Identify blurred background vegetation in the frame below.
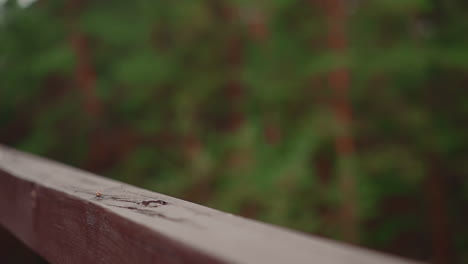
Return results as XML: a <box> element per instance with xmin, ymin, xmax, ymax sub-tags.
<box><xmin>1</xmin><ymin>0</ymin><xmax>467</xmax><ymax>263</ymax></box>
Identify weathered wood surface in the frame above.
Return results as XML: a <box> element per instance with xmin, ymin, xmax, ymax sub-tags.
<box><xmin>0</xmin><ymin>145</ymin><xmax>423</xmax><ymax>264</ymax></box>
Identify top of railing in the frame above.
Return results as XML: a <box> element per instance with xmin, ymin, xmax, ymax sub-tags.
<box><xmin>0</xmin><ymin>145</ymin><xmax>424</xmax><ymax>264</ymax></box>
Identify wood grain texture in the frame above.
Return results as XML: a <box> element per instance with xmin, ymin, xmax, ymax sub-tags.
<box><xmin>0</xmin><ymin>145</ymin><xmax>424</xmax><ymax>264</ymax></box>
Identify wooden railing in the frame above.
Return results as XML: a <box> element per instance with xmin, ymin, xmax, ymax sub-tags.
<box><xmin>0</xmin><ymin>145</ymin><xmax>424</xmax><ymax>264</ymax></box>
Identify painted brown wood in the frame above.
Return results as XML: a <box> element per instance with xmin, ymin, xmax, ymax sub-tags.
<box><xmin>0</xmin><ymin>225</ymin><xmax>48</xmax><ymax>263</ymax></box>
<box><xmin>0</xmin><ymin>145</ymin><xmax>423</xmax><ymax>264</ymax></box>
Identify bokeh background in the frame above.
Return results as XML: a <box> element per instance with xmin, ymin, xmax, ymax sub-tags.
<box><xmin>1</xmin><ymin>0</ymin><xmax>467</xmax><ymax>263</ymax></box>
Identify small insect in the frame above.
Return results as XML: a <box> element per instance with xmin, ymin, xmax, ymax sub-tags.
<box><xmin>93</xmin><ymin>185</ymin><xmax>124</xmax><ymax>199</ymax></box>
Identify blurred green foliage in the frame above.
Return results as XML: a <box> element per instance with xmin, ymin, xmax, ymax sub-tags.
<box><xmin>1</xmin><ymin>0</ymin><xmax>468</xmax><ymax>262</ymax></box>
